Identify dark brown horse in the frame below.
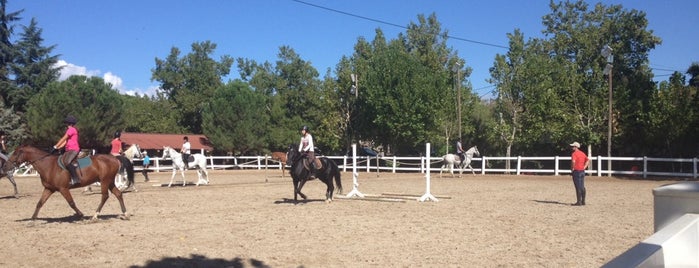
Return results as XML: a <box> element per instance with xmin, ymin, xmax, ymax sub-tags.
<box><xmin>6</xmin><ymin>144</ymin><xmax>130</xmax><ymax>221</ymax></box>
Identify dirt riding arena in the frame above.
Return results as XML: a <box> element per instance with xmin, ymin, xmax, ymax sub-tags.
<box><xmin>0</xmin><ymin>169</ymin><xmax>674</xmax><ymax>267</ymax></box>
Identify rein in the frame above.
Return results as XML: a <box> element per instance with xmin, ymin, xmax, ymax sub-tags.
<box><xmin>14</xmin><ymin>150</ymin><xmax>53</xmax><ymax>167</ymax></box>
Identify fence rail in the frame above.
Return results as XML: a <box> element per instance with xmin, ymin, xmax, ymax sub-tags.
<box><xmin>14</xmin><ymin>154</ymin><xmax>699</xmax><ymax>179</ymax></box>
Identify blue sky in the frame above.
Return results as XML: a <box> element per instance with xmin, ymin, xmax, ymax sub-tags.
<box><xmin>9</xmin><ymin>0</ymin><xmax>698</xmax><ymax>97</ymax></box>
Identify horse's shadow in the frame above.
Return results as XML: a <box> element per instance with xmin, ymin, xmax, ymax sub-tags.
<box><xmin>274</xmin><ymin>198</ymin><xmax>327</xmax><ymax>204</ymax></box>
<box><xmin>131</xmin><ymin>254</ymin><xmax>271</xmax><ymax>268</ymax></box>
<box><xmin>16</xmin><ymin>214</ymin><xmax>123</xmax><ymax>223</ymax></box>
<box><xmin>532</xmin><ymin>200</ymin><xmax>570</xmax><ymax>206</ymax></box>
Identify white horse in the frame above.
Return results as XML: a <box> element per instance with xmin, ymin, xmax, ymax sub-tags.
<box><xmin>85</xmin><ymin>144</ymin><xmax>142</xmax><ymax>192</ymax></box>
<box><xmin>116</xmin><ymin>144</ymin><xmax>142</xmax><ymax>191</ymax></box>
<box><xmin>440</xmin><ymin>146</ymin><xmax>480</xmax><ymax>177</ymax></box>
<box><xmin>162</xmin><ymin>146</ymin><xmax>209</xmax><ymax>187</ymax></box>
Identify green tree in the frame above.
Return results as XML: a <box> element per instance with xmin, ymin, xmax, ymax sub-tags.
<box><xmin>0</xmin><ymin>101</ymin><xmax>26</xmax><ymax>151</ymax></box>
<box><xmin>25</xmin><ymin>76</ymin><xmax>125</xmax><ymax>149</ymax></box>
<box><xmin>10</xmin><ymin>18</ymin><xmax>60</xmax><ymax>112</ymax></box>
<box><xmin>0</xmin><ymin>0</ymin><xmax>22</xmax><ymax>106</ymax></box>
<box><xmin>120</xmin><ymin>93</ymin><xmax>183</xmax><ymax>134</ymax></box>
<box><xmin>202</xmin><ymin>80</ymin><xmax>269</xmax><ymax>154</ymax></box>
<box><xmin>152</xmin><ymin>41</ymin><xmax>233</xmax><ymax>134</ymax></box>
<box><xmin>687</xmin><ymin>62</ymin><xmax>699</xmax><ymax>89</ymax></box>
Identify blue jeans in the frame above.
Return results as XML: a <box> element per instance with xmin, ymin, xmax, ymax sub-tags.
<box><xmin>572</xmin><ymin>170</ymin><xmax>586</xmax><ymax>203</ymax></box>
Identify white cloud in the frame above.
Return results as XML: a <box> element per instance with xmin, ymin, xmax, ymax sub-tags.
<box><xmin>53</xmin><ymin>60</ymin><xmax>154</xmax><ymax>96</ymax></box>
<box><xmin>103</xmin><ymin>72</ymin><xmax>124</xmax><ymax>90</ymax></box>
<box><xmin>54</xmin><ymin>60</ymin><xmax>100</xmax><ymax>81</ymax></box>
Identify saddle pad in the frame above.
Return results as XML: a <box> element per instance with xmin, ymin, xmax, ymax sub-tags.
<box><xmin>57</xmin><ymin>155</ymin><xmax>92</xmax><ymax>170</ymax></box>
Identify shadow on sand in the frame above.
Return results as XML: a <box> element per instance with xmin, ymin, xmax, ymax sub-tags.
<box><xmin>130</xmin><ymin>254</ymin><xmax>278</xmax><ymax>268</ymax></box>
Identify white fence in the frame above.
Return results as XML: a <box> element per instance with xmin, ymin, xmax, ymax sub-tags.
<box><xmin>126</xmin><ymin>154</ymin><xmax>698</xmax><ymax>179</ymax></box>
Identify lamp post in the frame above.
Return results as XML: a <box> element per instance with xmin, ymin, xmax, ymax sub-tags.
<box><xmin>601</xmin><ymin>45</ymin><xmax>613</xmax><ymax>177</ymax></box>
<box><xmin>453</xmin><ymin>63</ymin><xmax>461</xmax><ymax>140</ymax></box>
<box><xmin>351</xmin><ymin>73</ymin><xmax>358</xmax><ymax>98</ymax></box>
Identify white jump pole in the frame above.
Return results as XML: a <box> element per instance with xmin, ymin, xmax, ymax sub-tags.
<box><xmin>419</xmin><ymin>143</ymin><xmax>438</xmax><ymax>202</ymax></box>
<box><xmin>346</xmin><ymin>143</ymin><xmax>364</xmax><ymax>198</ymax></box>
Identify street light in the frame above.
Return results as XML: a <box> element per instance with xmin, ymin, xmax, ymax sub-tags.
<box><xmin>453</xmin><ymin>63</ymin><xmax>461</xmax><ymax>140</ymax></box>
<box><xmin>351</xmin><ymin>73</ymin><xmax>358</xmax><ymax>98</ymax></box>
<box><xmin>601</xmin><ymin>45</ymin><xmax>613</xmax><ymax>177</ymax></box>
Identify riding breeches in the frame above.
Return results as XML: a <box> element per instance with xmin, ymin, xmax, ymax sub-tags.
<box><xmin>62</xmin><ymin>150</ymin><xmax>78</xmax><ymax>166</ymax></box>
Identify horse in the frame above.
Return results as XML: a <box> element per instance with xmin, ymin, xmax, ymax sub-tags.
<box><xmin>116</xmin><ymin>144</ymin><xmax>141</xmax><ymax>190</ymax></box>
<box><xmin>161</xmin><ymin>146</ymin><xmax>209</xmax><ymax>187</ymax></box>
<box><xmin>270</xmin><ymin>151</ymin><xmax>288</xmax><ymax>177</ymax></box>
<box><xmin>0</xmin><ymin>156</ymin><xmax>18</xmax><ymax>197</ymax></box>
<box><xmin>84</xmin><ymin>143</ymin><xmax>139</xmax><ymax>193</ymax></box>
<box><xmin>440</xmin><ymin>146</ymin><xmax>480</xmax><ymax>177</ymax></box>
<box><xmin>6</xmin><ymin>144</ymin><xmax>130</xmax><ymax>220</ymax></box>
<box><xmin>286</xmin><ymin>145</ymin><xmax>342</xmax><ymax>203</ymax></box>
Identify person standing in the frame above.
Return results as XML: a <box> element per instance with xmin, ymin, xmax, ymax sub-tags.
<box><xmin>181</xmin><ymin>136</ymin><xmax>191</xmax><ymax>170</ymax></box>
<box><xmin>298</xmin><ymin>126</ymin><xmax>317</xmax><ymax>176</ymax></box>
<box><xmin>51</xmin><ymin>115</ymin><xmax>81</xmax><ymax>186</ymax></box>
<box><xmin>142</xmin><ymin>151</ymin><xmax>150</xmax><ymax>182</ymax></box>
<box><xmin>570</xmin><ymin>141</ymin><xmax>590</xmax><ymax>206</ymax></box>
<box><xmin>110</xmin><ymin>131</ymin><xmax>123</xmax><ymax>156</ymax></box>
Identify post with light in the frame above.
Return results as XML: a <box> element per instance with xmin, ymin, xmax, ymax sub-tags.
<box><xmin>351</xmin><ymin>73</ymin><xmax>358</xmax><ymax>98</ymax></box>
<box><xmin>601</xmin><ymin>45</ymin><xmax>613</xmax><ymax>177</ymax></box>
<box><xmin>453</xmin><ymin>63</ymin><xmax>462</xmax><ymax>140</ymax></box>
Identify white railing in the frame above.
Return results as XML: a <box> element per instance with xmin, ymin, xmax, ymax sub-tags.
<box><xmin>125</xmin><ymin>154</ymin><xmax>698</xmax><ymax>179</ymax></box>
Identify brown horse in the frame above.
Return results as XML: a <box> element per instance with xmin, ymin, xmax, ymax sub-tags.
<box><xmin>270</xmin><ymin>151</ymin><xmax>288</xmax><ymax>177</ymax></box>
<box><xmin>6</xmin><ymin>144</ymin><xmax>129</xmax><ymax>221</ymax></box>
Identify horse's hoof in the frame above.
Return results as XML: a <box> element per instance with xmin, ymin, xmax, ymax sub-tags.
<box><xmin>119</xmin><ymin>214</ymin><xmax>130</xmax><ymax>220</ymax></box>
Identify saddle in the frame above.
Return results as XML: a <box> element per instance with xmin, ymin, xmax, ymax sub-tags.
<box><xmin>57</xmin><ymin>154</ymin><xmax>92</xmax><ymax>170</ymax></box>
<box><xmin>302</xmin><ymin>157</ymin><xmax>323</xmax><ymax>172</ymax></box>
<box><xmin>185</xmin><ymin>155</ymin><xmax>194</xmax><ymax>163</ymax></box>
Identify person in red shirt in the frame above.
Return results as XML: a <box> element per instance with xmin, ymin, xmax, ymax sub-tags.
<box><xmin>570</xmin><ymin>142</ymin><xmax>590</xmax><ymax>206</ymax></box>
<box><xmin>110</xmin><ymin>131</ymin><xmax>123</xmax><ymax>156</ymax></box>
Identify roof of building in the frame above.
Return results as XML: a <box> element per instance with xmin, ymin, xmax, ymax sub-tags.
<box><xmin>120</xmin><ymin>132</ymin><xmax>213</xmax><ymax>151</ymax></box>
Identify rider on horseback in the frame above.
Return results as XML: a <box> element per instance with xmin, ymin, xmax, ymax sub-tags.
<box><xmin>298</xmin><ymin>126</ymin><xmax>317</xmax><ymax>178</ymax></box>
<box><xmin>456</xmin><ymin>140</ymin><xmax>465</xmax><ymax>163</ymax></box>
<box><xmin>51</xmin><ymin>115</ymin><xmax>81</xmax><ymax>186</ymax></box>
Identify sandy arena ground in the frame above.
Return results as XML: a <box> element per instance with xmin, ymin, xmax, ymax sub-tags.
<box><xmin>0</xmin><ymin>168</ymin><xmax>677</xmax><ymax>267</ymax></box>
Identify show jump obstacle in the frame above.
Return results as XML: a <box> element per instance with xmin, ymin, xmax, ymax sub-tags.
<box><xmin>337</xmin><ymin>143</ymin><xmax>446</xmax><ymax>203</ymax></box>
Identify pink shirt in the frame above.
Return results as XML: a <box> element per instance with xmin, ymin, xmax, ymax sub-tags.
<box><xmin>65</xmin><ymin>126</ymin><xmax>80</xmax><ymax>152</ymax></box>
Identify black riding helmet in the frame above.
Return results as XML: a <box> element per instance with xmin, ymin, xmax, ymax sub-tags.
<box><xmin>301</xmin><ymin>126</ymin><xmax>309</xmax><ymax>132</ymax></box>
<box><xmin>63</xmin><ymin>115</ymin><xmax>77</xmax><ymax>125</ymax></box>
<box><xmin>114</xmin><ymin>131</ymin><xmax>121</xmax><ymax>138</ymax></box>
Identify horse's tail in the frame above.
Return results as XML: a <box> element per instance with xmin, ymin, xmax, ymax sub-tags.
<box><xmin>117</xmin><ymin>155</ymin><xmax>135</xmax><ymax>187</ymax></box>
<box><xmin>331</xmin><ymin>160</ymin><xmax>342</xmax><ymax>194</ymax></box>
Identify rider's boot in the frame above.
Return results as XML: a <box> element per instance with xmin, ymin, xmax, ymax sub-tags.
<box><xmin>67</xmin><ymin>164</ymin><xmax>81</xmax><ymax>186</ymax></box>
<box><xmin>309</xmin><ymin>161</ymin><xmax>317</xmax><ymax>179</ymax></box>
<box><xmin>581</xmin><ymin>189</ymin><xmax>586</xmax><ymax>206</ymax></box>
<box><xmin>572</xmin><ymin>189</ymin><xmax>582</xmax><ymax>206</ymax></box>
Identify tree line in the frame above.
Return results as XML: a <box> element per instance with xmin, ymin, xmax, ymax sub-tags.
<box><xmin>1</xmin><ymin>0</ymin><xmax>697</xmax><ymax>159</ymax></box>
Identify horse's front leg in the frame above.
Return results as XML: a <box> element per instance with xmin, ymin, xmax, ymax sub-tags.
<box><xmin>296</xmin><ymin>179</ymin><xmax>308</xmax><ymax>201</ymax></box>
<box><xmin>180</xmin><ymin>167</ymin><xmax>187</xmax><ymax>186</ymax></box>
<box><xmin>167</xmin><ymin>168</ymin><xmax>177</xmax><ymax>187</ymax></box>
<box><xmin>31</xmin><ymin>188</ymin><xmax>56</xmax><ymax>220</ymax></box>
<box><xmin>57</xmin><ymin>187</ymin><xmax>84</xmax><ymax>219</ymax></box>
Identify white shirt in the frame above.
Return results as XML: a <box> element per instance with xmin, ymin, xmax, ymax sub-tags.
<box><xmin>182</xmin><ymin>141</ymin><xmax>191</xmax><ymax>154</ymax></box>
<box><xmin>299</xmin><ymin>134</ymin><xmax>314</xmax><ymax>152</ymax></box>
